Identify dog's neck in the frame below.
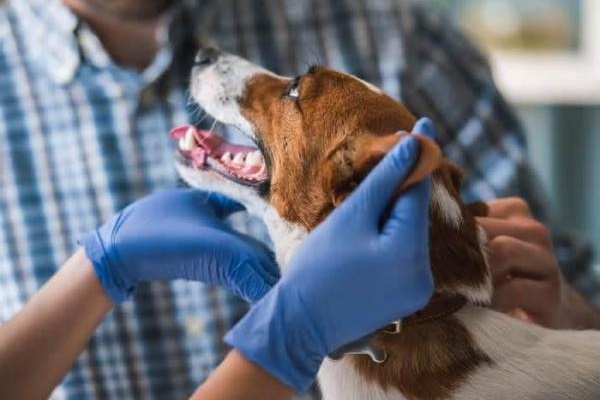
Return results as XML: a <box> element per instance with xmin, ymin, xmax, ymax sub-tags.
<box><xmin>177</xmin><ymin>161</ymin><xmax>308</xmax><ymax>267</ymax></box>
<box><xmin>259</xmin><ymin>175</ymin><xmax>493</xmax><ymax>305</ymax></box>
<box><xmin>261</xmin><ymin>206</ymin><xmax>307</xmax><ymax>267</ymax></box>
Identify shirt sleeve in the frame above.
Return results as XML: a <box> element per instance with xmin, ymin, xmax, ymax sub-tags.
<box><xmin>396</xmin><ymin>1</ymin><xmax>595</xmax><ymax>290</ymax></box>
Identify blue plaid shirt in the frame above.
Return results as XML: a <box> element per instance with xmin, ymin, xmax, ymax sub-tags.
<box><xmin>0</xmin><ymin>0</ymin><xmax>594</xmax><ymax>399</ymax></box>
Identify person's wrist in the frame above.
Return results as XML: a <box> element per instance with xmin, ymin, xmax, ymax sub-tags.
<box><xmin>558</xmin><ymin>283</ymin><xmax>600</xmax><ymax>330</ymax></box>
<box><xmin>79</xmin><ymin>230</ymin><xmax>133</xmax><ymax>304</ymax></box>
<box><xmin>224</xmin><ymin>282</ymin><xmax>326</xmax><ymax>392</ymax></box>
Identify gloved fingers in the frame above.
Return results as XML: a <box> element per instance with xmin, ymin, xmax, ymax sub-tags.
<box><xmin>382</xmin><ymin>177</ymin><xmax>431</xmax><ymax>239</ymax></box>
<box><xmin>411</xmin><ymin>117</ymin><xmax>436</xmax><ymax>139</ymax></box>
<box><xmin>228</xmin><ymin>262</ymin><xmax>278</xmax><ymax>302</ymax></box>
<box><xmin>136</xmin><ymin>188</ymin><xmax>245</xmax><ymax>219</ymax></box>
<box><xmin>185</xmin><ymin>230</ymin><xmax>278</xmax><ymax>300</ymax></box>
<box><xmin>251</xmin><ymin>257</ymin><xmax>280</xmax><ymax>286</ymax></box>
<box><xmin>234</xmin><ymin>234</ymin><xmax>280</xmax><ymax>285</ymax></box>
<box><xmin>211</xmin><ymin>231</ymin><xmax>279</xmax><ymax>302</ymax></box>
<box><xmin>180</xmin><ymin>217</ymin><xmax>279</xmax><ymax>286</ymax></box>
<box><xmin>339</xmin><ymin>136</ymin><xmax>420</xmax><ymax>226</ymax></box>
<box><xmin>200</xmin><ymin>191</ymin><xmax>247</xmax><ymax>218</ymax></box>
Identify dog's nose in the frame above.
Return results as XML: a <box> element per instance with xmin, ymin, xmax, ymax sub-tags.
<box><xmin>194</xmin><ymin>47</ymin><xmax>220</xmax><ymax>67</ymax></box>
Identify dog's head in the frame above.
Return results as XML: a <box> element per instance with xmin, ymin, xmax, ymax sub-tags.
<box><xmin>174</xmin><ymin>48</ymin><xmax>491</xmax><ymax>305</ymax></box>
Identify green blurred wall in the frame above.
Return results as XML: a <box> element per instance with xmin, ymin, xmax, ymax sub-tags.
<box><xmin>520</xmin><ymin>107</ymin><xmax>600</xmax><ymax>262</ymax></box>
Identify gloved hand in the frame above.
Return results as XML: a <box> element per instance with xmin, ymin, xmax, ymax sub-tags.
<box><xmin>80</xmin><ymin>189</ymin><xmax>279</xmax><ymax>303</ymax></box>
<box><xmin>225</xmin><ymin>118</ymin><xmax>436</xmax><ymax>391</ymax></box>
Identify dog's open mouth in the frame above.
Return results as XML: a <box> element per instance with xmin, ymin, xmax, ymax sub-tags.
<box><xmin>170</xmin><ymin>124</ymin><xmax>268</xmax><ymax>187</ymax></box>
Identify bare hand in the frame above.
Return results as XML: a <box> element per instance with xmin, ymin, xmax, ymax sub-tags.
<box><xmin>477</xmin><ymin>198</ymin><xmax>600</xmax><ymax>330</ymax></box>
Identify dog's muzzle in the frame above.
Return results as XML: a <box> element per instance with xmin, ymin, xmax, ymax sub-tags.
<box><xmin>194</xmin><ymin>47</ymin><xmax>221</xmax><ymax>69</ymax></box>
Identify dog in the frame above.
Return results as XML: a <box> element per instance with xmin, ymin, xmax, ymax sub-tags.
<box><xmin>172</xmin><ymin>48</ymin><xmax>600</xmax><ymax>400</ymax></box>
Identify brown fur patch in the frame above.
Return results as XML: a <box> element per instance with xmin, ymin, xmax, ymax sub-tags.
<box><xmin>352</xmin><ymin>316</ymin><xmax>492</xmax><ymax>400</ymax></box>
<box><xmin>346</xmin><ymin>167</ymin><xmax>493</xmax><ymax>400</ymax></box>
<box><xmin>429</xmin><ymin>164</ymin><xmax>491</xmax><ymax>298</ymax></box>
<box><xmin>349</xmin><ymin>176</ymin><xmax>493</xmax><ymax>399</ymax></box>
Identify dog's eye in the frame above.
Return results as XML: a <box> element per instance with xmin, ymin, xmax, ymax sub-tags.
<box><xmin>286</xmin><ymin>77</ymin><xmax>301</xmax><ymax>100</ymax></box>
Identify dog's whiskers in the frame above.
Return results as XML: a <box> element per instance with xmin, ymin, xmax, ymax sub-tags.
<box><xmin>189</xmin><ymin>107</ymin><xmax>205</xmax><ymax>122</ymax></box>
<box><xmin>194</xmin><ymin>113</ymin><xmax>210</xmax><ymax>127</ymax></box>
<box><xmin>208</xmin><ymin>118</ymin><xmax>219</xmax><ymax>134</ymax></box>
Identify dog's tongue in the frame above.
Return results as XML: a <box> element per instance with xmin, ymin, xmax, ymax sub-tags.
<box><xmin>169</xmin><ymin>125</ymin><xmax>257</xmax><ymax>155</ymax></box>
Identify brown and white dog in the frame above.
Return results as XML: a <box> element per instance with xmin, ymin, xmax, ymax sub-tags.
<box><xmin>173</xmin><ymin>48</ymin><xmax>600</xmax><ymax>400</ymax></box>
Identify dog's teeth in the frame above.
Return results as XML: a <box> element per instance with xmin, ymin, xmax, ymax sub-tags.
<box><xmin>233</xmin><ymin>153</ymin><xmax>245</xmax><ymax>164</ymax></box>
<box><xmin>246</xmin><ymin>151</ymin><xmax>263</xmax><ymax>166</ymax></box>
<box><xmin>180</xmin><ymin>127</ymin><xmax>197</xmax><ymax>151</ymax></box>
<box><xmin>221</xmin><ymin>152</ymin><xmax>232</xmax><ymax>162</ymax></box>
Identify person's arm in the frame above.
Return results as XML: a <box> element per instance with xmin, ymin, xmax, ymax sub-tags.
<box><xmin>478</xmin><ymin>197</ymin><xmax>600</xmax><ymax>329</ymax></box>
<box><xmin>0</xmin><ymin>245</ymin><xmax>280</xmax><ymax>400</ymax></box>
<box><xmin>191</xmin><ymin>351</ymin><xmax>294</xmax><ymax>400</ymax></box>
<box><xmin>0</xmin><ymin>189</ymin><xmax>279</xmax><ymax>399</ymax></box>
<box><xmin>0</xmin><ymin>249</ymin><xmax>112</xmax><ymax>400</ymax></box>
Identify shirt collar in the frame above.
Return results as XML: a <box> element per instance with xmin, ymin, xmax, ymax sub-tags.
<box><xmin>13</xmin><ymin>0</ymin><xmax>80</xmax><ymax>84</ymax></box>
<box><xmin>14</xmin><ymin>0</ymin><xmax>181</xmax><ymax>86</ymax></box>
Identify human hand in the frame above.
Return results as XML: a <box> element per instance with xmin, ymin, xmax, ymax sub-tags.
<box><xmin>478</xmin><ymin>197</ymin><xmax>600</xmax><ymax>329</ymax></box>
<box><xmin>225</xmin><ymin>118</ymin><xmax>435</xmax><ymax>391</ymax></box>
<box><xmin>80</xmin><ymin>189</ymin><xmax>278</xmax><ymax>303</ymax></box>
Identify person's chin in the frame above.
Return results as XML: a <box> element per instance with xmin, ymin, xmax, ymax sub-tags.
<box><xmin>78</xmin><ymin>0</ymin><xmax>180</xmax><ymax>21</ymax></box>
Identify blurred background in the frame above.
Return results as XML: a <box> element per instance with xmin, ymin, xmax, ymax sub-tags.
<box><xmin>427</xmin><ymin>0</ymin><xmax>600</xmax><ymax>271</ymax></box>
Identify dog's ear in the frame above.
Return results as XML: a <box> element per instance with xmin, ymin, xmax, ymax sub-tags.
<box><xmin>328</xmin><ymin>133</ymin><xmax>442</xmax><ymax>207</ymax></box>
<box><xmin>354</xmin><ymin>133</ymin><xmax>442</xmax><ymax>189</ymax></box>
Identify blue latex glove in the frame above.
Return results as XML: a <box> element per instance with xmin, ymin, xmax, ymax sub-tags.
<box><xmin>225</xmin><ymin>118</ymin><xmax>435</xmax><ymax>391</ymax></box>
<box><xmin>80</xmin><ymin>189</ymin><xmax>279</xmax><ymax>303</ymax></box>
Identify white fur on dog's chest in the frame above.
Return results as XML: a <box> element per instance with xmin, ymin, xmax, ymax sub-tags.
<box><xmin>318</xmin><ymin>359</ymin><xmax>408</xmax><ymax>400</ymax></box>
<box><xmin>319</xmin><ymin>306</ymin><xmax>600</xmax><ymax>400</ymax></box>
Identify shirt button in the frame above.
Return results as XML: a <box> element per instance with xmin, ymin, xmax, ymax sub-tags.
<box><xmin>186</xmin><ymin>318</ymin><xmax>205</xmax><ymax>336</ymax></box>
<box><xmin>53</xmin><ymin>58</ymin><xmax>77</xmax><ymax>84</ymax></box>
<box><xmin>139</xmin><ymin>87</ymin><xmax>156</xmax><ymax>107</ymax></box>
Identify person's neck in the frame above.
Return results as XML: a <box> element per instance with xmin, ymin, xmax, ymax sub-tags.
<box><xmin>61</xmin><ymin>0</ymin><xmax>168</xmax><ymax>70</ymax></box>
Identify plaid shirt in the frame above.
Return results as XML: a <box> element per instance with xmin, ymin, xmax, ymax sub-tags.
<box><xmin>0</xmin><ymin>0</ymin><xmax>595</xmax><ymax>399</ymax></box>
